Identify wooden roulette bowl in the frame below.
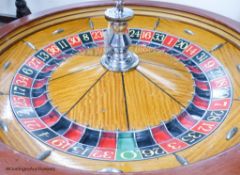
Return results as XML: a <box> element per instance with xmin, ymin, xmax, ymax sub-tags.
<box><xmin>0</xmin><ymin>1</ymin><xmax>240</xmax><ymax>174</ymax></box>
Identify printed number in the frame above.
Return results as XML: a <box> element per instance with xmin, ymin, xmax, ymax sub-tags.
<box><xmin>82</xmin><ymin>34</ymin><xmax>90</xmax><ymax>41</ymax></box>
<box><xmin>141</xmin><ymin>147</ymin><xmax>164</xmax><ymax>157</ymax></box>
<box><xmin>50</xmin><ymin>138</ymin><xmax>72</xmax><ymax>150</ymax></box>
<box><xmin>13</xmin><ymin>96</ymin><xmax>29</xmax><ymax>107</ymax></box>
<box><xmin>206</xmin><ymin>111</ymin><xmax>225</xmax><ymax>122</ymax></box>
<box><xmin>214</xmin><ymin>88</ymin><xmax>230</xmax><ymax>98</ymax></box>
<box><xmin>129</xmin><ymin>30</ymin><xmax>141</xmax><ymax>38</ymax></box>
<box><xmin>203</xmin><ymin>60</ymin><xmax>217</xmax><ymax>69</ymax></box>
<box><xmin>184</xmin><ymin>45</ymin><xmax>200</xmax><ymax>56</ymax></box>
<box><xmin>141</xmin><ymin>31</ymin><xmax>153</xmax><ymax>40</ymax></box>
<box><xmin>27</xmin><ymin>57</ymin><xmax>43</xmax><ymax>69</ymax></box>
<box><xmin>57</xmin><ymin>40</ymin><xmax>69</xmax><ymax>50</ymax></box>
<box><xmin>23</xmin><ymin>120</ymin><xmax>43</xmax><ymax>130</ymax></box>
<box><xmin>213</xmin><ymin>78</ymin><xmax>229</xmax><ymax>88</ymax></box>
<box><xmin>153</xmin><ymin>33</ymin><xmax>165</xmax><ymax>43</ymax></box>
<box><xmin>212</xmin><ymin>100</ymin><xmax>229</xmax><ymax>108</ymax></box>
<box><xmin>91</xmin><ymin>150</ymin><xmax>114</xmax><ymax>159</ymax></box>
<box><xmin>167</xmin><ymin>142</ymin><xmax>182</xmax><ymax>150</ymax></box>
<box><xmin>91</xmin><ymin>31</ymin><xmax>103</xmax><ymax>40</ymax></box>
<box><xmin>13</xmin><ymin>86</ymin><xmax>27</xmax><ymax>96</ymax></box>
<box><xmin>16</xmin><ymin>109</ymin><xmax>33</xmax><ymax>117</ymax></box>
<box><xmin>46</xmin><ymin>45</ymin><xmax>60</xmax><ymax>55</ymax></box>
<box><xmin>194</xmin><ymin>51</ymin><xmax>209</xmax><ymax>63</ymax></box>
<box><xmin>68</xmin><ymin>36</ymin><xmax>81</xmax><ymax>46</ymax></box>
<box><xmin>71</xmin><ymin>145</ymin><xmax>92</xmax><ymax>156</ymax></box>
<box><xmin>120</xmin><ymin>151</ymin><xmax>138</xmax><ymax>160</ymax></box>
<box><xmin>165</xmin><ymin>37</ymin><xmax>177</xmax><ymax>46</ymax></box>
<box><xmin>15</xmin><ymin>75</ymin><xmax>30</xmax><ymax>87</ymax></box>
<box><xmin>175</xmin><ymin>40</ymin><xmax>189</xmax><ymax>50</ymax></box>
<box><xmin>197</xmin><ymin>123</ymin><xmax>215</xmax><ymax>132</ymax></box>
<box><xmin>181</xmin><ymin>132</ymin><xmax>202</xmax><ymax>144</ymax></box>
<box><xmin>22</xmin><ymin>67</ymin><xmax>34</xmax><ymax>76</ymax></box>
<box><xmin>37</xmin><ymin>51</ymin><xmax>50</xmax><ymax>61</ymax></box>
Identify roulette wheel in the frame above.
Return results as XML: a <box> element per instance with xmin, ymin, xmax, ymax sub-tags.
<box><xmin>0</xmin><ymin>0</ymin><xmax>240</xmax><ymax>174</ymax></box>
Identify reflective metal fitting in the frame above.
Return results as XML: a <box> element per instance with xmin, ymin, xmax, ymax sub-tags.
<box><xmin>101</xmin><ymin>0</ymin><xmax>139</xmax><ymax>72</ymax></box>
<box><xmin>98</xmin><ymin>167</ymin><xmax>123</xmax><ymax>173</ymax></box>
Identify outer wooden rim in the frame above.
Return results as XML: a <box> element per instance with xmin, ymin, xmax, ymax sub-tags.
<box><xmin>1</xmin><ymin>141</ymin><xmax>240</xmax><ymax>175</ymax></box>
<box><xmin>0</xmin><ymin>0</ymin><xmax>239</xmax><ymax>38</ymax></box>
<box><xmin>0</xmin><ymin>1</ymin><xmax>240</xmax><ymax>175</ymax></box>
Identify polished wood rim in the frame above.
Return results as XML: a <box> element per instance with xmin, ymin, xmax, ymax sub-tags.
<box><xmin>0</xmin><ymin>1</ymin><xmax>240</xmax><ymax>175</ymax></box>
<box><xmin>1</xmin><ymin>141</ymin><xmax>240</xmax><ymax>175</ymax></box>
<box><xmin>0</xmin><ymin>0</ymin><xmax>239</xmax><ymax>38</ymax></box>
